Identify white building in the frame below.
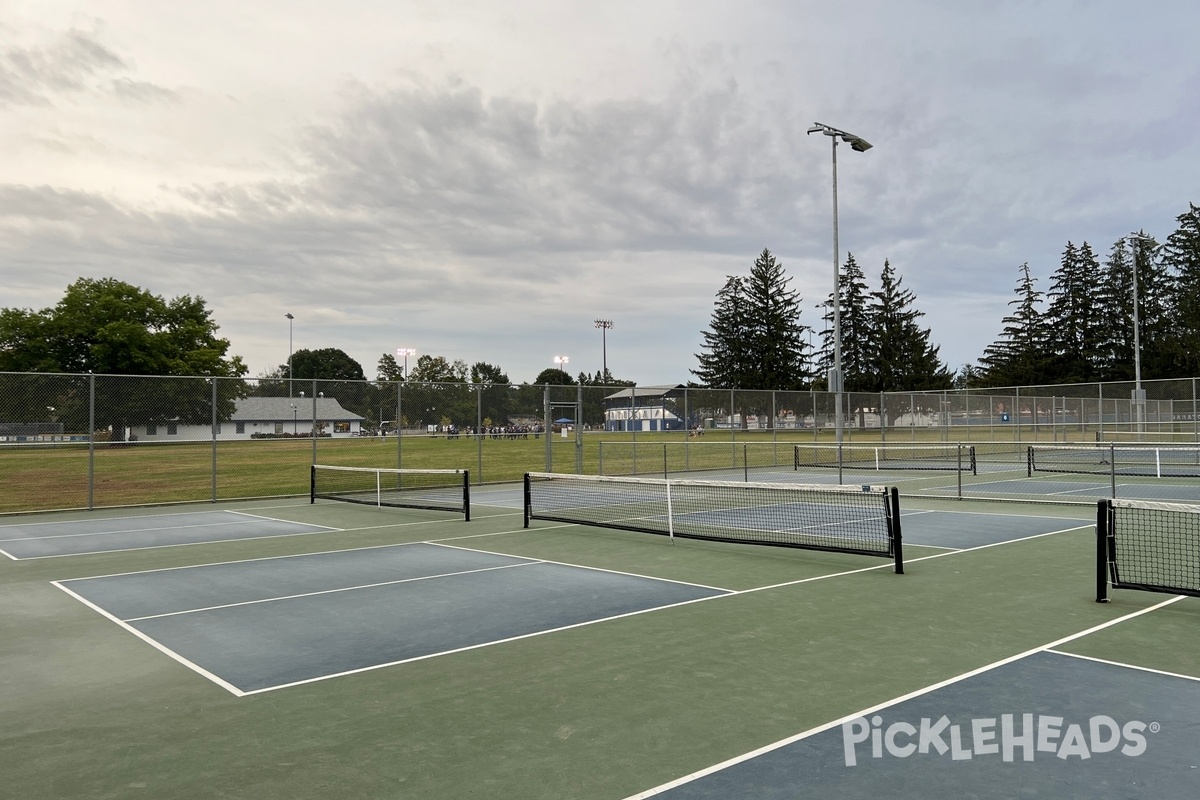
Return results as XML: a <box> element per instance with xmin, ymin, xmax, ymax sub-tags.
<box><xmin>603</xmin><ymin>386</ymin><xmax>685</xmax><ymax>432</ymax></box>
<box><xmin>130</xmin><ymin>397</ymin><xmax>365</xmax><ymax>441</ymax></box>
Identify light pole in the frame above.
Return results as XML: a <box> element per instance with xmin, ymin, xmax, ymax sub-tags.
<box><xmin>594</xmin><ymin>319</ymin><xmax>613</xmax><ymax>383</ymax></box>
<box><xmin>554</xmin><ymin>355</ymin><xmax>569</xmax><ymax>376</ymax></box>
<box><xmin>1127</xmin><ymin>233</ymin><xmax>1156</xmax><ymax>433</ymax></box>
<box><xmin>808</xmin><ymin>122</ymin><xmax>872</xmax><ymax>466</ymax></box>
<box><xmin>396</xmin><ymin>347</ymin><xmax>416</xmax><ymax>380</ymax></box>
<box><xmin>290</xmin><ymin>402</ymin><xmax>297</xmax><ymax>435</ymax></box>
<box><xmin>285</xmin><ymin>313</ymin><xmax>294</xmax><ymax>397</ymax></box>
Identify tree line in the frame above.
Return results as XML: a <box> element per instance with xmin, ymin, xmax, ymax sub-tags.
<box><xmin>693</xmin><ymin>248</ymin><xmax>949</xmax><ymax>392</ymax></box>
<box><xmin>978</xmin><ymin>202</ymin><xmax>1200</xmax><ymax>388</ymax></box>
<box><xmin>694</xmin><ymin>201</ymin><xmax>1200</xmax><ymax>392</ymax></box>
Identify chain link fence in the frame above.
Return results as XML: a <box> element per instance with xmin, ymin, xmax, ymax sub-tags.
<box><xmin>3</xmin><ymin>372</ymin><xmax>1199</xmax><ymax>512</ymax></box>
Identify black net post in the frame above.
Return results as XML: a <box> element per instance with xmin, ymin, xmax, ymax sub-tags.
<box><xmin>1096</xmin><ymin>499</ymin><xmax>1111</xmax><ymax>602</ymax></box>
<box><xmin>310</xmin><ymin>464</ymin><xmax>317</xmax><ymax>504</ymax></box>
<box><xmin>890</xmin><ymin>486</ymin><xmax>904</xmax><ymax>574</ymax></box>
<box><xmin>523</xmin><ymin>473</ymin><xmax>531</xmax><ymax>528</ymax></box>
<box><xmin>462</xmin><ymin>470</ymin><xmax>471</xmax><ymax>522</ymax></box>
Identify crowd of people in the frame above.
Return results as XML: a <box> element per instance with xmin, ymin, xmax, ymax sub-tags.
<box><xmin>437</xmin><ymin>424</ymin><xmax>544</xmax><ymax>440</ymax></box>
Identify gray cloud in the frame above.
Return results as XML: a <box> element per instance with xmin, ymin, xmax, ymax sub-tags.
<box><xmin>0</xmin><ymin>27</ymin><xmax>125</xmax><ymax>106</ymax></box>
<box><xmin>3</xmin><ymin>4</ymin><xmax>1200</xmax><ymax>383</ymax></box>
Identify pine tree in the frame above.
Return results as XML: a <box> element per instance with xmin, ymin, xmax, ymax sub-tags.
<box><xmin>979</xmin><ymin>263</ymin><xmax>1049</xmax><ymax>387</ymax></box>
<box><xmin>693</xmin><ymin>249</ymin><xmax>811</xmax><ymax>389</ymax></box>
<box><xmin>693</xmin><ymin>275</ymin><xmax>751</xmax><ymax>388</ymax></box>
<box><xmin>743</xmin><ymin>249</ymin><xmax>811</xmax><ymax>390</ymax></box>
<box><xmin>817</xmin><ymin>253</ymin><xmax>873</xmax><ymax>392</ymax></box>
<box><xmin>1043</xmin><ymin>241</ymin><xmax>1104</xmax><ymax>382</ymax></box>
<box><xmin>1129</xmin><ymin>231</ymin><xmax>1174</xmax><ymax>380</ymax></box>
<box><xmin>868</xmin><ymin>259</ymin><xmax>951</xmax><ymax>391</ymax></box>
<box><xmin>1094</xmin><ymin>240</ymin><xmax>1135</xmax><ymax>381</ymax></box>
<box><xmin>1162</xmin><ymin>204</ymin><xmax>1200</xmax><ymax>375</ymax></box>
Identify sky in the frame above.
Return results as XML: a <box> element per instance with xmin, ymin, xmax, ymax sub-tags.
<box><xmin>3</xmin><ymin>0</ymin><xmax>1199</xmax><ymax>386</ymax></box>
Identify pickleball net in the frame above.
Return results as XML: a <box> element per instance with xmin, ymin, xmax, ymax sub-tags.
<box><xmin>524</xmin><ymin>472</ymin><xmax>903</xmax><ymax>572</ymax></box>
<box><xmin>794</xmin><ymin>443</ymin><xmax>977</xmax><ymax>474</ymax></box>
<box><xmin>1030</xmin><ymin>443</ymin><xmax>1200</xmax><ymax>478</ymax></box>
<box><xmin>1096</xmin><ymin>498</ymin><xmax>1200</xmax><ymax>601</ymax></box>
<box><xmin>311</xmin><ymin>465</ymin><xmax>470</xmax><ymax>519</ymax></box>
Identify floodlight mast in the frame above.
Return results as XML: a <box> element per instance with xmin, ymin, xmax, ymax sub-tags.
<box><xmin>594</xmin><ymin>319</ymin><xmax>613</xmax><ymax>383</ymax></box>
<box><xmin>1126</xmin><ymin>233</ymin><xmax>1156</xmax><ymax>433</ymax></box>
<box><xmin>285</xmin><ymin>313</ymin><xmax>294</xmax><ymax>397</ymax></box>
<box><xmin>808</xmin><ymin>122</ymin><xmax>872</xmax><ymax>477</ymax></box>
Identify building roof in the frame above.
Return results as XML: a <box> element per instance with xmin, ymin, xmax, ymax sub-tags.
<box><xmin>232</xmin><ymin>397</ymin><xmax>364</xmax><ymax>422</ymax></box>
<box><xmin>603</xmin><ymin>385</ymin><xmax>685</xmax><ymax>401</ymax></box>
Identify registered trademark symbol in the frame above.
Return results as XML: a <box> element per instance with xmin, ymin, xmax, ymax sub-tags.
<box><xmin>1149</xmin><ymin>722</ymin><xmax>1161</xmax><ymax>734</ymax></box>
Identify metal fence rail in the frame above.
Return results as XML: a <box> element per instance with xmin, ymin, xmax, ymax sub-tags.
<box><xmin>3</xmin><ymin>372</ymin><xmax>1199</xmax><ymax>513</ymax></box>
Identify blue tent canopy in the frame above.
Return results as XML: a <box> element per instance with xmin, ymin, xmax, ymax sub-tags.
<box><xmin>554</xmin><ymin>418</ymin><xmax>574</xmax><ymax>424</ymax></box>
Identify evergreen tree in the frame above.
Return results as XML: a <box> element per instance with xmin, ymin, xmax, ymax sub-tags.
<box><xmin>693</xmin><ymin>275</ymin><xmax>750</xmax><ymax>388</ymax></box>
<box><xmin>1094</xmin><ymin>240</ymin><xmax>1135</xmax><ymax>381</ymax></box>
<box><xmin>817</xmin><ymin>253</ymin><xmax>873</xmax><ymax>392</ymax></box>
<box><xmin>1162</xmin><ymin>204</ymin><xmax>1200</xmax><ymax>375</ymax></box>
<box><xmin>868</xmin><ymin>259</ymin><xmax>951</xmax><ymax>391</ymax></box>
<box><xmin>979</xmin><ymin>263</ymin><xmax>1049</xmax><ymax>387</ymax></box>
<box><xmin>694</xmin><ymin>249</ymin><xmax>811</xmax><ymax>389</ymax></box>
<box><xmin>1128</xmin><ymin>231</ymin><xmax>1174</xmax><ymax>381</ymax></box>
<box><xmin>743</xmin><ymin>248</ymin><xmax>811</xmax><ymax>390</ymax></box>
<box><xmin>1043</xmin><ymin>241</ymin><xmax>1104</xmax><ymax>382</ymax></box>
<box><xmin>953</xmin><ymin>363</ymin><xmax>982</xmax><ymax>390</ymax></box>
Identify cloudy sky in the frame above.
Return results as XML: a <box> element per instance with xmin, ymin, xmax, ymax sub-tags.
<box><xmin>3</xmin><ymin>1</ymin><xmax>1199</xmax><ymax>385</ymax></box>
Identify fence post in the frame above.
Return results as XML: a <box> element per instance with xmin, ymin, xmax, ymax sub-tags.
<box><xmin>476</xmin><ymin>383</ymin><xmax>483</xmax><ymax>483</ymax></box>
<box><xmin>211</xmin><ymin>377</ymin><xmax>218</xmax><ymax>502</ymax></box>
<box><xmin>88</xmin><ymin>372</ymin><xmax>95</xmax><ymax>510</ymax></box>
<box><xmin>543</xmin><ymin>385</ymin><xmax>551</xmax><ymax>471</ymax></box>
<box><xmin>576</xmin><ymin>383</ymin><xmax>584</xmax><ymax>474</ymax></box>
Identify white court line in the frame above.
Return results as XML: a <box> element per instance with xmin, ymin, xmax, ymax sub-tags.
<box><xmin>0</xmin><ymin>508</ymin><xmax>246</xmax><ymax>530</ymax></box>
<box><xmin>124</xmin><ymin>561</ymin><xmax>541</xmax><ymax>622</ymax></box>
<box><xmin>224</xmin><ymin>509</ymin><xmax>339</xmax><ymax>531</ymax></box>
<box><xmin>52</xmin><ymin>580</ymin><xmax>247</xmax><ymax>698</ymax></box>
<box><xmin>428</xmin><ymin>541</ymin><xmax>735</xmax><ymax>594</ymax></box>
<box><xmin>6</xmin><ymin>525</ymin><xmax>342</xmax><ymax>561</ymax></box>
<box><xmin>622</xmin><ymin>595</ymin><xmax>1188</xmax><ymax>799</ymax></box>
<box><xmin>54</xmin><ymin>523</ymin><xmax>560</xmax><ymax>582</ymax></box>
<box><xmin>1045</xmin><ymin>648</ymin><xmax>1200</xmax><ymax>684</ymax></box>
<box><xmin>0</xmin><ymin>517</ymin><xmax>264</xmax><ymax>544</ymax></box>
<box><xmin>240</xmin><ymin>582</ymin><xmax>738</xmax><ymax>697</ymax></box>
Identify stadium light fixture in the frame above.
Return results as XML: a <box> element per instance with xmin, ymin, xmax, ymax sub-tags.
<box><xmin>285</xmin><ymin>313</ymin><xmax>294</xmax><ymax>397</ymax></box>
<box><xmin>808</xmin><ymin>122</ymin><xmax>872</xmax><ymax>465</ymax></box>
<box><xmin>396</xmin><ymin>347</ymin><xmax>416</xmax><ymax>380</ymax></box>
<box><xmin>554</xmin><ymin>355</ymin><xmax>570</xmax><ymax>375</ymax></box>
<box><xmin>1126</xmin><ymin>233</ymin><xmax>1157</xmax><ymax>433</ymax></box>
<box><xmin>594</xmin><ymin>319</ymin><xmax>613</xmax><ymax>383</ymax></box>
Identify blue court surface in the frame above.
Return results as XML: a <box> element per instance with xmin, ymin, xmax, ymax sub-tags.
<box><xmin>899</xmin><ymin>509</ymin><xmax>1089</xmax><ymax>549</ymax></box>
<box><xmin>919</xmin><ymin>478</ymin><xmax>1200</xmax><ymax>503</ymax></box>
<box><xmin>0</xmin><ymin>510</ymin><xmax>334</xmax><ymax>559</ymax></box>
<box><xmin>55</xmin><ymin>542</ymin><xmax>729</xmax><ymax>694</ymax></box>
<box><xmin>625</xmin><ymin>647</ymin><xmax>1200</xmax><ymax>799</ymax></box>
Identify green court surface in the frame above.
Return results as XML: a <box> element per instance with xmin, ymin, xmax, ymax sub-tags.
<box><xmin>1</xmin><ymin>488</ymin><xmax>1196</xmax><ymax>799</ymax></box>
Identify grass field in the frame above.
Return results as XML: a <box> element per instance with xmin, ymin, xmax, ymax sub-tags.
<box><xmin>0</xmin><ymin>425</ymin><xmax>1109</xmax><ymax>515</ymax></box>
